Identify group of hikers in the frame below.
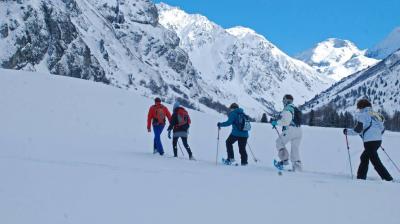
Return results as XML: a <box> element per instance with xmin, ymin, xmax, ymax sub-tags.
<box><xmin>147</xmin><ymin>95</ymin><xmax>394</xmax><ymax>182</ymax></box>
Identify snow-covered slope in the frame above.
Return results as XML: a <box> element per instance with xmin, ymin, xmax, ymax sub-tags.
<box><xmin>302</xmin><ymin>49</ymin><xmax>400</xmax><ymax>115</ymax></box>
<box><xmin>367</xmin><ymin>27</ymin><xmax>400</xmax><ymax>59</ymax></box>
<box><xmin>0</xmin><ymin>0</ymin><xmax>241</xmax><ymax>115</ymax></box>
<box><xmin>1</xmin><ymin>69</ymin><xmax>399</xmax><ymax>224</ymax></box>
<box><xmin>296</xmin><ymin>38</ymin><xmax>379</xmax><ymax>81</ymax></box>
<box><xmin>157</xmin><ymin>3</ymin><xmax>332</xmax><ymax>115</ymax></box>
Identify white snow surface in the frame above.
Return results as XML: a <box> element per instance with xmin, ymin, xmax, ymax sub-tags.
<box><xmin>296</xmin><ymin>38</ymin><xmax>379</xmax><ymax>81</ymax></box>
<box><xmin>1</xmin><ymin>69</ymin><xmax>399</xmax><ymax>224</ymax></box>
<box><xmin>157</xmin><ymin>3</ymin><xmax>332</xmax><ymax>116</ymax></box>
<box><xmin>367</xmin><ymin>27</ymin><xmax>400</xmax><ymax>59</ymax></box>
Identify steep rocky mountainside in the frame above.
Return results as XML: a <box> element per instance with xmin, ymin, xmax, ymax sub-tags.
<box><xmin>0</xmin><ymin>0</ymin><xmax>231</xmax><ymax>113</ymax></box>
<box><xmin>157</xmin><ymin>3</ymin><xmax>332</xmax><ymax>115</ymax></box>
<box><xmin>302</xmin><ymin>49</ymin><xmax>400</xmax><ymax>115</ymax></box>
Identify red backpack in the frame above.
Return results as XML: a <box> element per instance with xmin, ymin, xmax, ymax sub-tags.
<box><xmin>154</xmin><ymin>105</ymin><xmax>166</xmax><ymax>125</ymax></box>
<box><xmin>176</xmin><ymin>108</ymin><xmax>191</xmax><ymax>127</ymax></box>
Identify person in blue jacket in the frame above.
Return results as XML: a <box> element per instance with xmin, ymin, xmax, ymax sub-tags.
<box><xmin>343</xmin><ymin>99</ymin><xmax>393</xmax><ymax>181</ymax></box>
<box><xmin>217</xmin><ymin>103</ymin><xmax>249</xmax><ymax>166</ymax></box>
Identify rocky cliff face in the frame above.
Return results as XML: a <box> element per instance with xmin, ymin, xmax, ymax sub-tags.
<box><xmin>157</xmin><ymin>3</ymin><xmax>332</xmax><ymax>115</ymax></box>
<box><xmin>1</xmin><ymin>0</ymin><xmax>228</xmax><ymax>113</ymax></box>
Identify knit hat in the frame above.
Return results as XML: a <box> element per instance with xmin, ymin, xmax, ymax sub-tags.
<box><xmin>229</xmin><ymin>103</ymin><xmax>239</xmax><ymax>109</ymax></box>
<box><xmin>173</xmin><ymin>101</ymin><xmax>181</xmax><ymax>110</ymax></box>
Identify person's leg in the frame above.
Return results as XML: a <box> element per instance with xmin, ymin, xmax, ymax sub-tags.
<box><xmin>290</xmin><ymin>128</ymin><xmax>303</xmax><ymax>171</ymax></box>
<box><xmin>172</xmin><ymin>137</ymin><xmax>179</xmax><ymax>157</ymax></box>
<box><xmin>153</xmin><ymin>125</ymin><xmax>165</xmax><ymax>155</ymax></box>
<box><xmin>153</xmin><ymin>138</ymin><xmax>157</xmax><ymax>154</ymax></box>
<box><xmin>181</xmin><ymin>137</ymin><xmax>193</xmax><ymax>158</ymax></box>
<box><xmin>357</xmin><ymin>147</ymin><xmax>370</xmax><ymax>180</ymax></box>
<box><xmin>238</xmin><ymin>137</ymin><xmax>248</xmax><ymax>165</ymax></box>
<box><xmin>226</xmin><ymin>135</ymin><xmax>238</xmax><ymax>160</ymax></box>
<box><xmin>367</xmin><ymin>141</ymin><xmax>393</xmax><ymax>181</ymax></box>
<box><xmin>276</xmin><ymin>130</ymin><xmax>291</xmax><ymax>163</ymax></box>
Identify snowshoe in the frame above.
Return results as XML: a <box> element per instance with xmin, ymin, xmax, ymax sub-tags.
<box><xmin>222</xmin><ymin>158</ymin><xmax>238</xmax><ymax>166</ymax></box>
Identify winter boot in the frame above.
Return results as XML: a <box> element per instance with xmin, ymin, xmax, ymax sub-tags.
<box><xmin>292</xmin><ymin>160</ymin><xmax>303</xmax><ymax>172</ymax></box>
<box><xmin>223</xmin><ymin>158</ymin><xmax>236</xmax><ymax>165</ymax></box>
<box><xmin>277</xmin><ymin>159</ymin><xmax>289</xmax><ymax>167</ymax></box>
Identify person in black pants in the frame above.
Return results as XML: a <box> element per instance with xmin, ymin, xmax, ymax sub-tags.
<box><xmin>217</xmin><ymin>103</ymin><xmax>249</xmax><ymax>166</ymax></box>
<box><xmin>343</xmin><ymin>99</ymin><xmax>393</xmax><ymax>181</ymax></box>
<box><xmin>358</xmin><ymin>141</ymin><xmax>392</xmax><ymax>180</ymax></box>
<box><xmin>167</xmin><ymin>102</ymin><xmax>194</xmax><ymax>160</ymax></box>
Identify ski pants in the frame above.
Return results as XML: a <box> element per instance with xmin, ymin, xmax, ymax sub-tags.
<box><xmin>172</xmin><ymin>137</ymin><xmax>192</xmax><ymax>157</ymax></box>
<box><xmin>276</xmin><ymin>126</ymin><xmax>302</xmax><ymax>163</ymax></box>
<box><xmin>226</xmin><ymin>135</ymin><xmax>248</xmax><ymax>164</ymax></box>
<box><xmin>153</xmin><ymin>125</ymin><xmax>165</xmax><ymax>154</ymax></box>
<box><xmin>357</xmin><ymin>141</ymin><xmax>393</xmax><ymax>181</ymax></box>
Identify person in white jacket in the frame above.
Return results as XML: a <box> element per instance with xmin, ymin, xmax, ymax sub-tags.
<box><xmin>343</xmin><ymin>99</ymin><xmax>393</xmax><ymax>181</ymax></box>
<box><xmin>271</xmin><ymin>94</ymin><xmax>303</xmax><ymax>171</ymax></box>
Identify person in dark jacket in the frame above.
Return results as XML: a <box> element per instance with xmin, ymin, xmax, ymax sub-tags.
<box><xmin>167</xmin><ymin>102</ymin><xmax>194</xmax><ymax>160</ymax></box>
<box><xmin>217</xmin><ymin>103</ymin><xmax>249</xmax><ymax>166</ymax></box>
<box><xmin>343</xmin><ymin>99</ymin><xmax>393</xmax><ymax>181</ymax></box>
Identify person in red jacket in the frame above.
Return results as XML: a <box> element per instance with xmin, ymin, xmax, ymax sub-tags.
<box><xmin>147</xmin><ymin>97</ymin><xmax>171</xmax><ymax>155</ymax></box>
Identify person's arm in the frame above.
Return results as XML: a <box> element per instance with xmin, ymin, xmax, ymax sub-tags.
<box><xmin>347</xmin><ymin>122</ymin><xmax>363</xmax><ymax>135</ymax></box>
<box><xmin>347</xmin><ymin>113</ymin><xmax>367</xmax><ymax>136</ymax></box>
<box><xmin>219</xmin><ymin>113</ymin><xmax>234</xmax><ymax>127</ymax></box>
<box><xmin>147</xmin><ymin>107</ymin><xmax>153</xmax><ymax>131</ymax></box>
<box><xmin>164</xmin><ymin>107</ymin><xmax>172</xmax><ymax>123</ymax></box>
<box><xmin>167</xmin><ymin>112</ymin><xmax>177</xmax><ymax>131</ymax></box>
<box><xmin>277</xmin><ymin>110</ymin><xmax>292</xmax><ymax>127</ymax></box>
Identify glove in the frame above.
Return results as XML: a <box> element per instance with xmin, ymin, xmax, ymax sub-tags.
<box><xmin>168</xmin><ymin>130</ymin><xmax>172</xmax><ymax>139</ymax></box>
<box><xmin>217</xmin><ymin>122</ymin><xmax>222</xmax><ymax>128</ymax></box>
<box><xmin>271</xmin><ymin>120</ymin><xmax>278</xmax><ymax>128</ymax></box>
<box><xmin>343</xmin><ymin>128</ymin><xmax>348</xmax><ymax>135</ymax></box>
<box><xmin>147</xmin><ymin>127</ymin><xmax>151</xmax><ymax>133</ymax></box>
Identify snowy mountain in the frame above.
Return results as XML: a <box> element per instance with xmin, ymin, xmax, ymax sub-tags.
<box><xmin>367</xmin><ymin>27</ymin><xmax>400</xmax><ymax>59</ymax></box>
<box><xmin>0</xmin><ymin>0</ymin><xmax>245</xmax><ymax>115</ymax></box>
<box><xmin>296</xmin><ymin>38</ymin><xmax>379</xmax><ymax>81</ymax></box>
<box><xmin>1</xmin><ymin>69</ymin><xmax>399</xmax><ymax>224</ymax></box>
<box><xmin>302</xmin><ymin>49</ymin><xmax>400</xmax><ymax>115</ymax></box>
<box><xmin>157</xmin><ymin>3</ymin><xmax>332</xmax><ymax>115</ymax></box>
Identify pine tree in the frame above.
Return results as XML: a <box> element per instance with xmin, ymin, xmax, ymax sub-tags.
<box><xmin>309</xmin><ymin>109</ymin><xmax>315</xmax><ymax>126</ymax></box>
<box><xmin>261</xmin><ymin>113</ymin><xmax>268</xmax><ymax>123</ymax></box>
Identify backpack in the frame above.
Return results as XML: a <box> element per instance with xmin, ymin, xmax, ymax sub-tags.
<box><xmin>288</xmin><ymin>105</ymin><xmax>302</xmax><ymax>127</ymax></box>
<box><xmin>236</xmin><ymin>112</ymin><xmax>251</xmax><ymax>131</ymax></box>
<box><xmin>362</xmin><ymin>110</ymin><xmax>385</xmax><ymax>136</ymax></box>
<box><xmin>176</xmin><ymin>108</ymin><xmax>190</xmax><ymax>127</ymax></box>
<box><xmin>154</xmin><ymin>105</ymin><xmax>166</xmax><ymax>125</ymax></box>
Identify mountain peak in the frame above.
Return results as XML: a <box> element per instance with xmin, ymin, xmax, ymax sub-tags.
<box><xmin>296</xmin><ymin>38</ymin><xmax>378</xmax><ymax>81</ymax></box>
<box><xmin>226</xmin><ymin>26</ymin><xmax>257</xmax><ymax>38</ymax></box>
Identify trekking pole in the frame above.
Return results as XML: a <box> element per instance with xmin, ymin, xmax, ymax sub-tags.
<box><xmin>247</xmin><ymin>143</ymin><xmax>259</xmax><ymax>163</ymax></box>
<box><xmin>345</xmin><ymin>134</ymin><xmax>354</xmax><ymax>179</ymax></box>
<box><xmin>177</xmin><ymin>142</ymin><xmax>185</xmax><ymax>157</ymax></box>
<box><xmin>273</xmin><ymin>126</ymin><xmax>281</xmax><ymax>136</ymax></box>
<box><xmin>216</xmin><ymin>128</ymin><xmax>220</xmax><ymax>166</ymax></box>
<box><xmin>381</xmin><ymin>146</ymin><xmax>400</xmax><ymax>173</ymax></box>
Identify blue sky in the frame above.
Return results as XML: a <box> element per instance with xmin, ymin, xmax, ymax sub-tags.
<box><xmin>155</xmin><ymin>0</ymin><xmax>400</xmax><ymax>56</ymax></box>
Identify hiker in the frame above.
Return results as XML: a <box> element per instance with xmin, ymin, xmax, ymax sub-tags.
<box><xmin>217</xmin><ymin>103</ymin><xmax>250</xmax><ymax>166</ymax></box>
<box><xmin>272</xmin><ymin>94</ymin><xmax>303</xmax><ymax>171</ymax></box>
<box><xmin>147</xmin><ymin>97</ymin><xmax>171</xmax><ymax>156</ymax></box>
<box><xmin>343</xmin><ymin>99</ymin><xmax>393</xmax><ymax>181</ymax></box>
<box><xmin>167</xmin><ymin>101</ymin><xmax>194</xmax><ymax>160</ymax></box>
